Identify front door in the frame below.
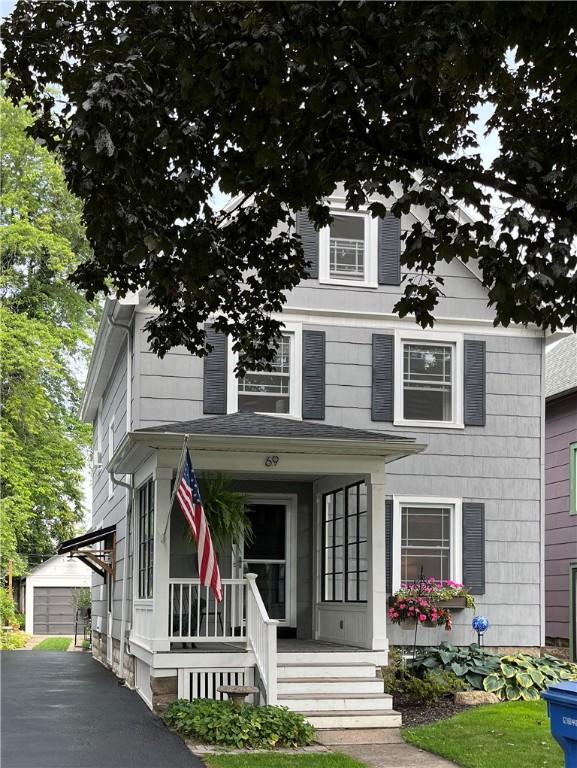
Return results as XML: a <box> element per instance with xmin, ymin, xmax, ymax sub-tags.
<box><xmin>240</xmin><ymin>498</ymin><xmax>296</xmax><ymax>631</ymax></box>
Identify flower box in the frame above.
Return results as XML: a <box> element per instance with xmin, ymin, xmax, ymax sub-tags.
<box><xmin>431</xmin><ymin>597</ymin><xmax>468</xmax><ymax>610</ymax></box>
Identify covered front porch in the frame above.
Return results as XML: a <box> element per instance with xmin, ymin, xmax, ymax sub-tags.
<box><xmin>111</xmin><ymin>413</ymin><xmax>424</xmax><ymax>708</ymax></box>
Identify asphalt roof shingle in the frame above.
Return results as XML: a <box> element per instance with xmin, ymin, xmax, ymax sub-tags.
<box><xmin>136</xmin><ymin>412</ymin><xmax>412</xmax><ymax>444</ymax></box>
<box><xmin>545</xmin><ymin>334</ymin><xmax>577</xmax><ymax>399</ymax></box>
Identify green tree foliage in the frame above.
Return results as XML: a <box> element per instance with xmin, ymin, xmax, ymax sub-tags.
<box><xmin>0</xmin><ymin>96</ymin><xmax>97</xmax><ymax>575</ymax></box>
<box><xmin>4</xmin><ymin>3</ymin><xmax>577</xmax><ymax>368</ymax></box>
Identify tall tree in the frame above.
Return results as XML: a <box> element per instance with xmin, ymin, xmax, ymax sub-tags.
<box><xmin>4</xmin><ymin>2</ymin><xmax>577</xmax><ymax>369</ymax></box>
<box><xmin>0</xmin><ymin>95</ymin><xmax>97</xmax><ymax>575</ymax></box>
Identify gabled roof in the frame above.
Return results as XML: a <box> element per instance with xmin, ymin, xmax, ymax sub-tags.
<box><xmin>136</xmin><ymin>412</ymin><xmax>412</xmax><ymax>444</ymax></box>
<box><xmin>546</xmin><ymin>334</ymin><xmax>577</xmax><ymax>400</ymax></box>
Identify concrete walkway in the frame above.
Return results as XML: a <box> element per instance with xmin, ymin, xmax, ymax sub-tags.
<box><xmin>318</xmin><ymin>729</ymin><xmax>457</xmax><ymax>768</ymax></box>
<box><xmin>1</xmin><ymin>651</ymin><xmax>202</xmax><ymax>768</ymax></box>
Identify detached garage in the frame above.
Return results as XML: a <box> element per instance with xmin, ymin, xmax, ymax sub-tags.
<box><xmin>22</xmin><ymin>555</ymin><xmax>92</xmax><ymax>635</ymax></box>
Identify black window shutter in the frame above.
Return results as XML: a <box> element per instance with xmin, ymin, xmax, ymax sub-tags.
<box><xmin>372</xmin><ymin>334</ymin><xmax>394</xmax><ymax>422</ymax></box>
<box><xmin>462</xmin><ymin>502</ymin><xmax>485</xmax><ymax>595</ymax></box>
<box><xmin>302</xmin><ymin>330</ymin><xmax>325</xmax><ymax>420</ymax></box>
<box><xmin>385</xmin><ymin>498</ymin><xmax>393</xmax><ymax>594</ymax></box>
<box><xmin>203</xmin><ymin>325</ymin><xmax>227</xmax><ymax>415</ymax></box>
<box><xmin>464</xmin><ymin>340</ymin><xmax>486</xmax><ymax>426</ymax></box>
<box><xmin>378</xmin><ymin>214</ymin><xmax>401</xmax><ymax>286</ymax></box>
<box><xmin>296</xmin><ymin>209</ymin><xmax>319</xmax><ymax>279</ymax></box>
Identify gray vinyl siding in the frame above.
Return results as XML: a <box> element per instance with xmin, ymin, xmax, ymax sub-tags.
<box><xmin>91</xmin><ymin>344</ymin><xmax>131</xmax><ymax>640</ymax></box>
<box><xmin>309</xmin><ymin>327</ymin><xmax>544</xmax><ymax>647</ymax></box>
<box><xmin>545</xmin><ymin>392</ymin><xmax>577</xmax><ymax>641</ymax></box>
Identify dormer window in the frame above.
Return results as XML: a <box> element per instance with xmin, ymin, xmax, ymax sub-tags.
<box><xmin>319</xmin><ymin>209</ymin><xmax>378</xmax><ymax>288</ymax></box>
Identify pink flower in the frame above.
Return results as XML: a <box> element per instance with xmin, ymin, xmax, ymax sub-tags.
<box><xmin>418</xmin><ymin>614</ymin><xmax>427</xmax><ymax>622</ymax></box>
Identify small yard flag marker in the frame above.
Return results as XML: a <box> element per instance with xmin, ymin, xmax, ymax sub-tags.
<box><xmin>176</xmin><ymin>449</ymin><xmax>223</xmax><ymax>603</ymax></box>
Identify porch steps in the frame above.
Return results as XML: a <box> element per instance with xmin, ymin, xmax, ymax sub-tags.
<box><xmin>275</xmin><ymin>658</ymin><xmax>400</xmax><ymax>730</ymax></box>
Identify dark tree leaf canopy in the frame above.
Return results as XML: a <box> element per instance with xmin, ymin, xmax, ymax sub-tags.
<box><xmin>5</xmin><ymin>2</ymin><xmax>577</xmax><ymax>368</ymax></box>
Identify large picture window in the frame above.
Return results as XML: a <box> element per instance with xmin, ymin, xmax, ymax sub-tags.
<box><xmin>322</xmin><ymin>482</ymin><xmax>368</xmax><ymax>603</ymax></box>
<box><xmin>138</xmin><ymin>478</ymin><xmax>154</xmax><ymax>599</ymax></box>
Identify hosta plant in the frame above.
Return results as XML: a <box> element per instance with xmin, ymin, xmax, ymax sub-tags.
<box><xmin>483</xmin><ymin>654</ymin><xmax>577</xmax><ymax>702</ymax></box>
<box><xmin>409</xmin><ymin>642</ymin><xmax>500</xmax><ymax>690</ymax></box>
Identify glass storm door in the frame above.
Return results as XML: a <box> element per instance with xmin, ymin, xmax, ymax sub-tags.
<box><xmin>242</xmin><ymin>502</ymin><xmax>291</xmax><ymax>625</ymax></box>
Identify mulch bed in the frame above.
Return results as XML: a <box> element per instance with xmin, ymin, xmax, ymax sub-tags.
<box><xmin>394</xmin><ymin>694</ymin><xmax>472</xmax><ymax>728</ymax></box>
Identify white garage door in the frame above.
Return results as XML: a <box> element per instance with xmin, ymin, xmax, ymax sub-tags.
<box><xmin>33</xmin><ymin>587</ymin><xmax>76</xmax><ymax>635</ymax></box>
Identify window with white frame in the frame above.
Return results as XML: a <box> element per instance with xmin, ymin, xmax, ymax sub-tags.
<box><xmin>229</xmin><ymin>325</ymin><xmax>302</xmax><ymax>417</ymax></box>
<box><xmin>395</xmin><ymin>333</ymin><xmax>463</xmax><ymax>427</ymax></box>
<box><xmin>319</xmin><ymin>210</ymin><xmax>378</xmax><ymax>287</ymax></box>
<box><xmin>238</xmin><ymin>334</ymin><xmax>291</xmax><ymax>415</ymax></box>
<box><xmin>393</xmin><ymin>497</ymin><xmax>462</xmax><ymax>591</ymax></box>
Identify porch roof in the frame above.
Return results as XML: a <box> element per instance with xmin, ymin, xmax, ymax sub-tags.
<box><xmin>110</xmin><ymin>413</ymin><xmax>426</xmax><ymax>474</ymax></box>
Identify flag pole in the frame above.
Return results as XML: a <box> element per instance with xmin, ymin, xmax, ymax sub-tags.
<box><xmin>160</xmin><ymin>434</ymin><xmax>189</xmax><ymax>543</ymax></box>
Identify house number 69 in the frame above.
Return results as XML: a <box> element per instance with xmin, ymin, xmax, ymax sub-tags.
<box><xmin>265</xmin><ymin>455</ymin><xmax>279</xmax><ymax>467</ymax></box>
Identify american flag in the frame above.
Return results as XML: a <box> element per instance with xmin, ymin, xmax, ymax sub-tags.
<box><xmin>176</xmin><ymin>450</ymin><xmax>223</xmax><ymax>602</ymax></box>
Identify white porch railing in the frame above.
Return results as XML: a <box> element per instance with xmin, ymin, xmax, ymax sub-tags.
<box><xmin>168</xmin><ymin>575</ymin><xmax>278</xmax><ymax>705</ymax></box>
<box><xmin>169</xmin><ymin>578</ymin><xmax>246</xmax><ymax>642</ymax></box>
<box><xmin>245</xmin><ymin>573</ymin><xmax>278</xmax><ymax>705</ymax></box>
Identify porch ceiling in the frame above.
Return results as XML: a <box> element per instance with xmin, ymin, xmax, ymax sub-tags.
<box><xmin>109</xmin><ymin>412</ymin><xmax>426</xmax><ymax>474</ymax></box>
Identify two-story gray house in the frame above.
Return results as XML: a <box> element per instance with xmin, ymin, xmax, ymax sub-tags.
<box><xmin>60</xmin><ymin>191</ymin><xmax>548</xmax><ymax>729</ymax></box>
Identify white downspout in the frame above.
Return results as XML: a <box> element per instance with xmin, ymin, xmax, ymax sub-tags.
<box><xmin>107</xmin><ymin>308</ymin><xmax>133</xmax><ymax>680</ymax></box>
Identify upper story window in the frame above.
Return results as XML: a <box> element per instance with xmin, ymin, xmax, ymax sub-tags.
<box><xmin>394</xmin><ymin>332</ymin><xmax>464</xmax><ymax>429</ymax></box>
<box><xmin>319</xmin><ymin>210</ymin><xmax>378</xmax><ymax>288</ymax></box>
<box><xmin>238</xmin><ymin>334</ymin><xmax>291</xmax><ymax>415</ymax></box>
<box><xmin>228</xmin><ymin>323</ymin><xmax>302</xmax><ymax>418</ymax></box>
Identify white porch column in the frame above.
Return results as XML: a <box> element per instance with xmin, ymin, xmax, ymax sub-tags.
<box><xmin>151</xmin><ymin>466</ymin><xmax>172</xmax><ymax>652</ymax></box>
<box><xmin>366</xmin><ymin>470</ymin><xmax>388</xmax><ymax>652</ymax></box>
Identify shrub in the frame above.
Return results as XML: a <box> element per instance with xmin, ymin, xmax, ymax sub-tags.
<box><xmin>483</xmin><ymin>654</ymin><xmax>577</xmax><ymax>702</ymax></box>
<box><xmin>0</xmin><ymin>587</ymin><xmax>19</xmax><ymax>627</ymax></box>
<box><xmin>383</xmin><ymin>648</ymin><xmax>467</xmax><ymax>704</ymax></box>
<box><xmin>164</xmin><ymin>699</ymin><xmax>315</xmax><ymax>749</ymax></box>
<box><xmin>409</xmin><ymin>642</ymin><xmax>577</xmax><ymax>702</ymax></box>
<box><xmin>0</xmin><ymin>630</ymin><xmax>30</xmax><ymax>650</ymax></box>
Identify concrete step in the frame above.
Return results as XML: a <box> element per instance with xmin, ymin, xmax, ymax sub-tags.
<box><xmin>304</xmin><ymin>709</ymin><xmax>402</xmax><ymax>730</ymax></box>
<box><xmin>278</xmin><ymin>692</ymin><xmax>393</xmax><ymax>712</ymax></box>
<box><xmin>278</xmin><ymin>677</ymin><xmax>384</xmax><ymax>695</ymax></box>
<box><xmin>277</xmin><ymin>662</ymin><xmax>377</xmax><ymax>679</ymax></box>
<box><xmin>315</xmin><ymin>727</ymin><xmax>403</xmax><ymax>745</ymax></box>
<box><xmin>277</xmin><ymin>651</ymin><xmax>387</xmax><ymax>666</ymax></box>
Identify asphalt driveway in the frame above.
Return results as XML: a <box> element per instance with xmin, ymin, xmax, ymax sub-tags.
<box><xmin>1</xmin><ymin>651</ymin><xmax>202</xmax><ymax>768</ymax></box>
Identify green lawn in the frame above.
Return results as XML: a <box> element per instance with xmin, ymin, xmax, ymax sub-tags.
<box><xmin>33</xmin><ymin>637</ymin><xmax>71</xmax><ymax>651</ymax></box>
<box><xmin>203</xmin><ymin>754</ymin><xmax>365</xmax><ymax>768</ymax></box>
<box><xmin>404</xmin><ymin>701</ymin><xmax>563</xmax><ymax>768</ymax></box>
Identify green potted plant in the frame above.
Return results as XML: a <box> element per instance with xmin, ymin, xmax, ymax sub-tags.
<box><xmin>187</xmin><ymin>473</ymin><xmax>253</xmax><ymax>551</ymax></box>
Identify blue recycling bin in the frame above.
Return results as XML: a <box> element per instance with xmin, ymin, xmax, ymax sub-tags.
<box><xmin>542</xmin><ymin>681</ymin><xmax>577</xmax><ymax>767</ymax></box>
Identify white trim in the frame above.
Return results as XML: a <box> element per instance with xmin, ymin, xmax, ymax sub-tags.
<box><xmin>226</xmin><ymin>322</ymin><xmax>302</xmax><ymax>418</ymax></box>
<box><xmin>237</xmin><ymin>493</ymin><xmax>298</xmax><ymax>628</ymax></box>
<box><xmin>392</xmin><ymin>495</ymin><xmax>463</xmax><ymax>593</ymax></box>
<box><xmin>319</xmin><ymin>207</ymin><xmax>379</xmax><ymax>289</ymax></box>
<box><xmin>271</xmin><ymin>308</ymin><xmax>546</xmax><ymax>338</ymax></box>
<box><xmin>393</xmin><ymin>329</ymin><xmax>464</xmax><ymax>430</ymax></box>
<box><xmin>107</xmin><ymin>416</ymin><xmax>115</xmax><ymax>499</ymax></box>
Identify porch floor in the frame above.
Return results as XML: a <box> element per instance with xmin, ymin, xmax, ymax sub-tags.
<box><xmin>165</xmin><ymin>639</ymin><xmax>372</xmax><ymax>654</ymax></box>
